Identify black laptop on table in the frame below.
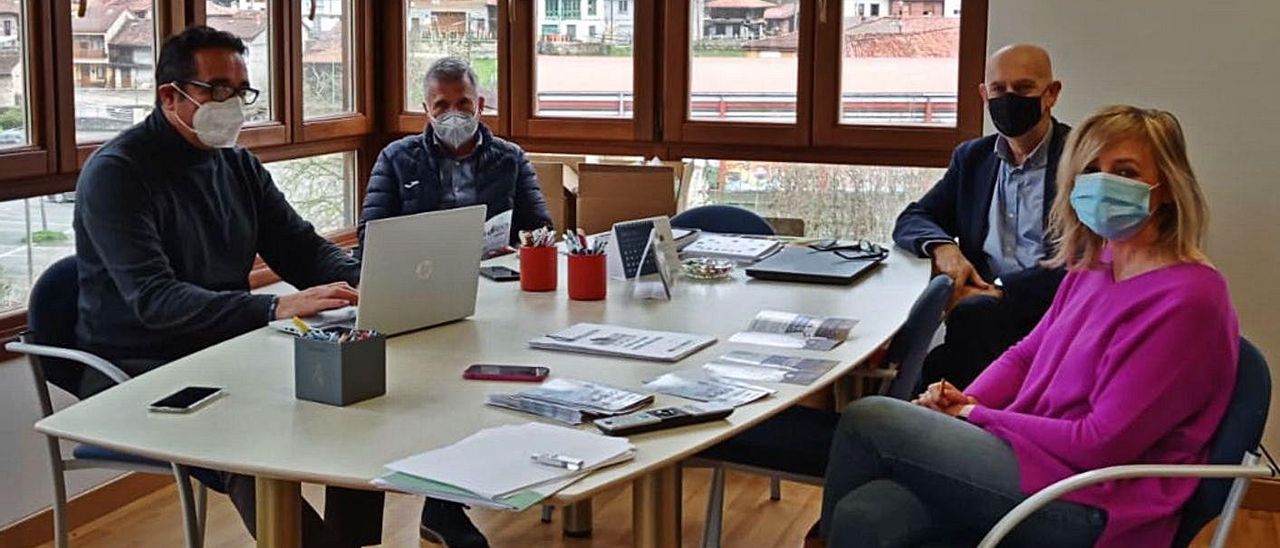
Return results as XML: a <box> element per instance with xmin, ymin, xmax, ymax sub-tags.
<box><xmin>745</xmin><ymin>245</ymin><xmax>885</xmax><ymax>285</ymax></box>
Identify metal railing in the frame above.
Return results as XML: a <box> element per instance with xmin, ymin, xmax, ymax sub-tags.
<box><xmin>535</xmin><ymin>91</ymin><xmax>958</xmax><ymax>125</ymax></box>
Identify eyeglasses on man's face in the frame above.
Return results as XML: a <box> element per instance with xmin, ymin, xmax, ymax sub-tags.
<box><xmin>183</xmin><ymin>80</ymin><xmax>260</xmax><ymax>105</ymax></box>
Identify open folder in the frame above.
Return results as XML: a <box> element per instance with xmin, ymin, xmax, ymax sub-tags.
<box><xmin>372</xmin><ymin>423</ymin><xmax>635</xmax><ymax>510</ymax></box>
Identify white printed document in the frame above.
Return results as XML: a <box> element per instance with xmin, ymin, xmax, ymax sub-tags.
<box><xmin>701</xmin><ymin>351</ymin><xmax>840</xmax><ymax>386</ymax></box>
<box><xmin>729</xmin><ymin>310</ymin><xmax>858</xmax><ymax>351</ymax></box>
<box><xmin>681</xmin><ymin>234</ymin><xmax>783</xmax><ymax>263</ymax></box>
<box><xmin>483</xmin><ymin>209</ymin><xmax>513</xmax><ymax>256</ymax></box>
<box><xmin>644</xmin><ymin>370</ymin><xmax>774</xmax><ymax>407</ymax></box>
<box><xmin>530</xmin><ymin>323</ymin><xmax>716</xmax><ymax>362</ymax></box>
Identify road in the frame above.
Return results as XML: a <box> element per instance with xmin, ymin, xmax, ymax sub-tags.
<box><xmin>0</xmin><ymin>197</ymin><xmax>76</xmax><ymax>309</ymax></box>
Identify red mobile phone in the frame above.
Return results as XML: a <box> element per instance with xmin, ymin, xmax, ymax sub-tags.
<box><xmin>463</xmin><ymin>364</ymin><xmax>549</xmax><ymax>382</ymax></box>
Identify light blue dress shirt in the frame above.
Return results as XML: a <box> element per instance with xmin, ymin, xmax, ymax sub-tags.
<box><xmin>982</xmin><ymin>132</ymin><xmax>1052</xmax><ymax>277</ymax></box>
<box><xmin>433</xmin><ymin>133</ymin><xmax>483</xmax><ymax>209</ymax></box>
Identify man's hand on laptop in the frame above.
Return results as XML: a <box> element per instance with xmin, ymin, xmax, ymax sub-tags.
<box><xmin>275</xmin><ymin>282</ymin><xmax>360</xmax><ymax>320</ymax></box>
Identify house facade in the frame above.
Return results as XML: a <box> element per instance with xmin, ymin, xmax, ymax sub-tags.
<box><xmin>537</xmin><ymin>0</ymin><xmax>634</xmax><ymax>44</ymax></box>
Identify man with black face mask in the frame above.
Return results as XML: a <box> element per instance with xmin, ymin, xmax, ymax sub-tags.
<box><xmin>358</xmin><ymin>57</ymin><xmax>551</xmax><ymax>261</ymax></box>
<box><xmin>893</xmin><ymin>44</ymin><xmax>1069</xmax><ymax>390</ymax></box>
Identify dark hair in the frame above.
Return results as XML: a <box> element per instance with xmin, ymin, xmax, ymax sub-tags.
<box><xmin>423</xmin><ymin>57</ymin><xmax>479</xmax><ymax>95</ymax></box>
<box><xmin>155</xmin><ymin>25</ymin><xmax>247</xmax><ymax>105</ymax></box>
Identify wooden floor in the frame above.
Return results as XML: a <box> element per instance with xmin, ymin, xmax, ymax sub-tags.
<box><xmin>35</xmin><ymin>468</ymin><xmax>1280</xmax><ymax>547</ymax></box>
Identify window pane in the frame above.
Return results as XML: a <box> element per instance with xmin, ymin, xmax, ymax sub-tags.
<box><xmin>686</xmin><ymin>159</ymin><xmax>944</xmax><ymax>243</ymax></box>
<box><xmin>265</xmin><ymin>152</ymin><xmax>354</xmax><ymax>234</ymax></box>
<box><xmin>206</xmin><ymin>0</ymin><xmax>272</xmax><ymax>123</ymax></box>
<box><xmin>73</xmin><ymin>0</ymin><xmax>156</xmax><ymax>143</ymax></box>
<box><xmin>535</xmin><ymin>0</ymin><xmax>634</xmax><ymax>119</ymax></box>
<box><xmin>0</xmin><ymin>1</ymin><xmax>30</xmax><ymax>149</ymax></box>
<box><xmin>405</xmin><ymin>0</ymin><xmax>499</xmax><ymax>115</ymax></box>
<box><xmin>301</xmin><ymin>0</ymin><xmax>354</xmax><ymax>119</ymax></box>
<box><xmin>689</xmin><ymin>0</ymin><xmax>799</xmax><ymax>123</ymax></box>
<box><xmin>840</xmin><ymin>0</ymin><xmax>961</xmax><ymax>126</ymax></box>
<box><xmin>0</xmin><ymin>194</ymin><xmax>77</xmax><ymax>312</ymax></box>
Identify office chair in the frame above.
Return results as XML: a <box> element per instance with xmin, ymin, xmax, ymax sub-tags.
<box><xmin>690</xmin><ymin>274</ymin><xmax>954</xmax><ymax>548</ymax></box>
<box><xmin>978</xmin><ymin>337</ymin><xmax>1274</xmax><ymax>548</ymax></box>
<box><xmin>672</xmin><ymin>205</ymin><xmax>776</xmax><ymax>236</ymax></box>
<box><xmin>5</xmin><ymin>256</ymin><xmax>208</xmax><ymax>548</ymax></box>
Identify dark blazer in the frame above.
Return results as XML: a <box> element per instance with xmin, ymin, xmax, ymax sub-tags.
<box><xmin>357</xmin><ymin>123</ymin><xmax>552</xmax><ymax>258</ymax></box>
<box><xmin>893</xmin><ymin>119</ymin><xmax>1072</xmax><ymax>309</ymax></box>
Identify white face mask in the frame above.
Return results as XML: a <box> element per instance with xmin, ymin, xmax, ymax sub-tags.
<box><xmin>168</xmin><ymin>83</ymin><xmax>245</xmax><ymax>148</ymax></box>
<box><xmin>431</xmin><ymin>110</ymin><xmax>479</xmax><ymax>150</ymax></box>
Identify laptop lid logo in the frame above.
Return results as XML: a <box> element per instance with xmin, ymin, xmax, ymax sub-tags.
<box><xmin>415</xmin><ymin>259</ymin><xmax>434</xmax><ymax>280</ymax></box>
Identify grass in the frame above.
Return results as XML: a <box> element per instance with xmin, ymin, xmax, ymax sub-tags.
<box><xmin>27</xmin><ymin>230</ymin><xmax>69</xmax><ymax>245</ymax></box>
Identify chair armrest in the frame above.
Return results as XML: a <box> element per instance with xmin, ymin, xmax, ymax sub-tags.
<box><xmin>977</xmin><ymin>461</ymin><xmax>1275</xmax><ymax>548</ymax></box>
<box><xmin>5</xmin><ymin>341</ymin><xmax>131</xmax><ymax>385</ymax></box>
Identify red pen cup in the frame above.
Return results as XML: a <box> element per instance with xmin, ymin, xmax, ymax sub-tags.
<box><xmin>519</xmin><ymin>246</ymin><xmax>558</xmax><ymax>292</ymax></box>
<box><xmin>568</xmin><ymin>253</ymin><xmax>608</xmax><ymax>301</ymax></box>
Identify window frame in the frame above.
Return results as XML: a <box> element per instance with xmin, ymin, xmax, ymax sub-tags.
<box><xmin>192</xmin><ymin>0</ymin><xmax>292</xmax><ymax>148</ymax></box>
<box><xmin>0</xmin><ymin>0</ymin><xmax>58</xmax><ymax>184</ymax></box>
<box><xmin>661</xmin><ymin>0</ymin><xmax>816</xmax><ymax>149</ymax></box>
<box><xmin>292</xmin><ymin>0</ymin><xmax>374</xmax><ymax>142</ymax></box>
<box><xmin>809</xmin><ymin>0</ymin><xmax>988</xmax><ymax>153</ymax></box>
<box><xmin>383</xmin><ymin>0</ymin><xmax>510</xmax><ymax>137</ymax></box>
<box><xmin>509</xmin><ymin>0</ymin><xmax>657</xmax><ymax>143</ymax></box>
<box><xmin>56</xmin><ymin>1</ymin><xmax>181</xmax><ymax>172</ymax></box>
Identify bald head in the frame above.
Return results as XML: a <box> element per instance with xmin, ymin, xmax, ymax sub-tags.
<box><xmin>986</xmin><ymin>44</ymin><xmax>1054</xmax><ymax>84</ymax></box>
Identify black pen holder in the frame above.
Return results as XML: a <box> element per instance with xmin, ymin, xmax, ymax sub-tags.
<box><xmin>294</xmin><ymin>333</ymin><xmax>387</xmax><ymax>406</ymax></box>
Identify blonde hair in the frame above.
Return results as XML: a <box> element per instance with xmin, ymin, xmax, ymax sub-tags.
<box><xmin>1046</xmin><ymin>105</ymin><xmax>1209</xmax><ymax>269</ymax></box>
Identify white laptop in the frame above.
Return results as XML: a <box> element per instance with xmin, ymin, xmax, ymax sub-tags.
<box><xmin>270</xmin><ymin>205</ymin><xmax>486</xmax><ymax>337</ymax></box>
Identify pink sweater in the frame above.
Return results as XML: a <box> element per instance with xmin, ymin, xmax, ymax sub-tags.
<box><xmin>967</xmin><ymin>261</ymin><xmax>1238</xmax><ymax>547</ymax></box>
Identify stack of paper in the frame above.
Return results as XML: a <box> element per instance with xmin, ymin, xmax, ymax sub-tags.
<box><xmin>644</xmin><ymin>370</ymin><xmax>774</xmax><ymax>407</ymax></box>
<box><xmin>681</xmin><ymin>234</ymin><xmax>783</xmax><ymax>263</ymax></box>
<box><xmin>487</xmin><ymin>378</ymin><xmax>654</xmax><ymax>425</ymax></box>
<box><xmin>530</xmin><ymin>323</ymin><xmax>716</xmax><ymax>362</ymax></box>
<box><xmin>729</xmin><ymin>310</ymin><xmax>858</xmax><ymax>351</ymax></box>
<box><xmin>373</xmin><ymin>423</ymin><xmax>635</xmax><ymax>510</ymax></box>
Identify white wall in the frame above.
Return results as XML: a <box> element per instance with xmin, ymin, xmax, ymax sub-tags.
<box><xmin>988</xmin><ymin>0</ymin><xmax>1280</xmax><ymax>449</ymax></box>
<box><xmin>0</xmin><ymin>357</ymin><xmax>122</xmax><ymax>526</ymax></box>
<box><xmin>0</xmin><ymin>284</ymin><xmax>294</xmax><ymax>529</ymax></box>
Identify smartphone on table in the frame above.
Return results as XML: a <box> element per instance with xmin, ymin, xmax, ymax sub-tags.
<box><xmin>462</xmin><ymin>364</ymin><xmax>549</xmax><ymax>382</ymax></box>
<box><xmin>148</xmin><ymin>386</ymin><xmax>224</xmax><ymax>413</ymax></box>
<box><xmin>479</xmin><ymin>266</ymin><xmax>521</xmax><ymax>282</ymax></box>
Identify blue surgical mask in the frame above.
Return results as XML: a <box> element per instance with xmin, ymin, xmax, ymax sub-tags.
<box><xmin>1069</xmin><ymin>172</ymin><xmax>1159</xmax><ymax>240</ymax></box>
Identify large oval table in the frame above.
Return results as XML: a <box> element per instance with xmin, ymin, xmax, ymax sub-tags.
<box><xmin>36</xmin><ymin>248</ymin><xmax>931</xmax><ymax>547</ymax></box>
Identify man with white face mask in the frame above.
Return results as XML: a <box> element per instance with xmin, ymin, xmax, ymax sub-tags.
<box><xmin>74</xmin><ymin>26</ymin><xmax>383</xmax><ymax>547</ymax></box>
<box><xmin>357</xmin><ymin>57</ymin><xmax>551</xmax><ymax>260</ymax></box>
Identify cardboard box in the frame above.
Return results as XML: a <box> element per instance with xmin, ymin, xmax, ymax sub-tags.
<box><xmin>575</xmin><ymin>164</ymin><xmax>677</xmax><ymax>234</ymax></box>
<box><xmin>532</xmin><ymin>161</ymin><xmax>579</xmax><ymax>231</ymax></box>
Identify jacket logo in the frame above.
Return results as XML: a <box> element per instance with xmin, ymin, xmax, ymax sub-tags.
<box><xmin>404</xmin><ymin>180</ymin><xmax>421</xmax><ymax>189</ymax></box>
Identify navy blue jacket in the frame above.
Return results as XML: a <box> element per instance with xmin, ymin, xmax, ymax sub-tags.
<box><xmin>357</xmin><ymin>124</ymin><xmax>551</xmax><ymax>258</ymax></box>
<box><xmin>893</xmin><ymin>119</ymin><xmax>1072</xmax><ymax>309</ymax></box>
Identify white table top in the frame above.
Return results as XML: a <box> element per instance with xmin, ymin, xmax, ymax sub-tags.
<box><xmin>36</xmin><ymin>248</ymin><xmax>930</xmax><ymax>502</ymax></box>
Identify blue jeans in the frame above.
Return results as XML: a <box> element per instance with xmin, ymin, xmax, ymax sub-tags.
<box><xmin>821</xmin><ymin>397</ymin><xmax>1106</xmax><ymax>547</ymax></box>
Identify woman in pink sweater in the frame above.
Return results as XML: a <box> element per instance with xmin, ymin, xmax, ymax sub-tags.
<box><xmin>820</xmin><ymin>106</ymin><xmax>1238</xmax><ymax>548</ymax></box>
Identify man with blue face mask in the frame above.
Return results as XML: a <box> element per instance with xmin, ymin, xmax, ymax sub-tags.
<box><xmin>357</xmin><ymin>57</ymin><xmax>552</xmax><ymax>261</ymax></box>
<box><xmin>893</xmin><ymin>44</ymin><xmax>1070</xmax><ymax>391</ymax></box>
<box><xmin>75</xmin><ymin>26</ymin><xmax>384</xmax><ymax>548</ymax></box>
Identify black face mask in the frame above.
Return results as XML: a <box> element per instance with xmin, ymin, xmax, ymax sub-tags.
<box><xmin>988</xmin><ymin>94</ymin><xmax>1044</xmax><ymax>138</ymax></box>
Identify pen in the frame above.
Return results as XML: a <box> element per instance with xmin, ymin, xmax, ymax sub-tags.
<box><xmin>531</xmin><ymin>452</ymin><xmax>584</xmax><ymax>471</ymax></box>
<box><xmin>291</xmin><ymin>316</ymin><xmax>312</xmax><ymax>336</ymax></box>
